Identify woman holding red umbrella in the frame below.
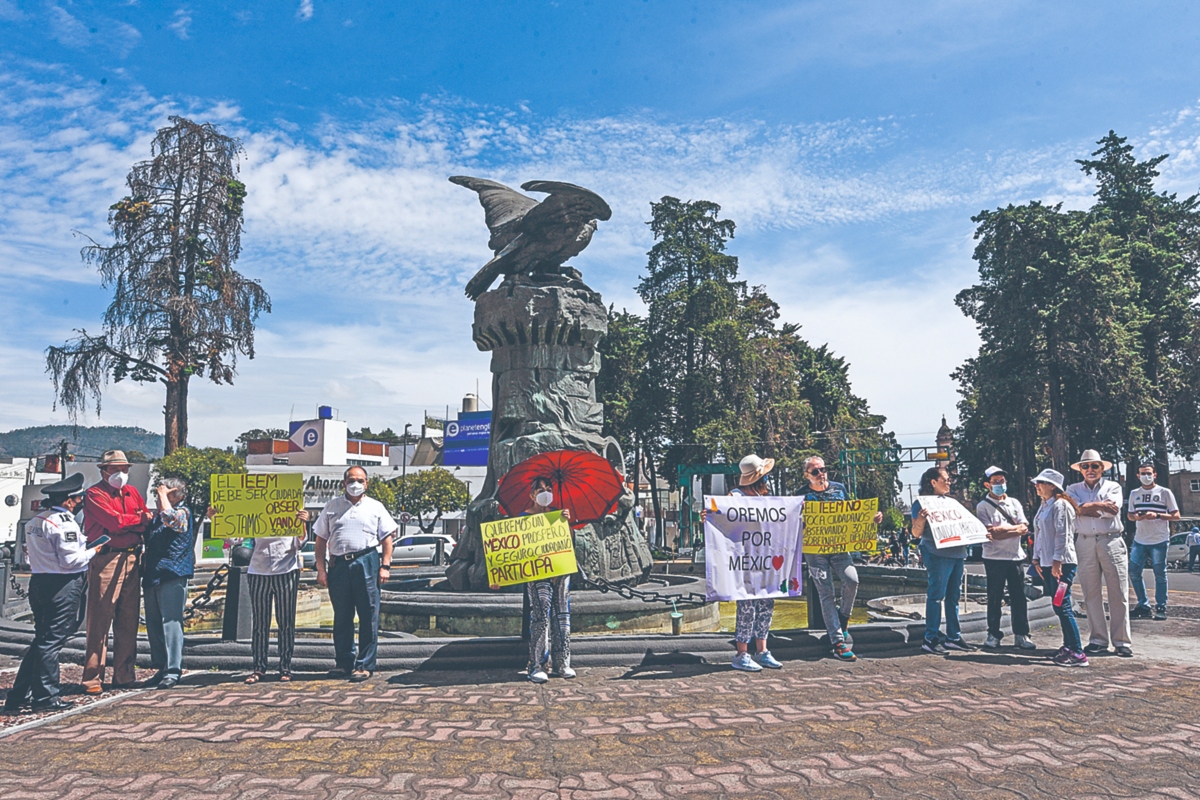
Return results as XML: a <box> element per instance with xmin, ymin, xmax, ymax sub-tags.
<box><xmin>524</xmin><ymin>476</ymin><xmax>574</xmax><ymax>684</ymax></box>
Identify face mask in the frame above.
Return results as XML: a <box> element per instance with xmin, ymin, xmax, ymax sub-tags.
<box><xmin>107</xmin><ymin>471</ymin><xmax>128</xmax><ymax>489</ymax></box>
<box><xmin>345</xmin><ymin>481</ymin><xmax>366</xmax><ymax>497</ymax></box>
<box><xmin>535</xmin><ymin>490</ymin><xmax>554</xmax><ymax>507</ymax></box>
<box><xmin>990</xmin><ymin>483</ymin><xmax>1006</xmax><ymax>497</ymax></box>
<box><xmin>1139</xmin><ymin>474</ymin><xmax>1155</xmax><ymax>486</ymax></box>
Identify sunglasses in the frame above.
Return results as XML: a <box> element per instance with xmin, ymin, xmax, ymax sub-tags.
<box><xmin>808</xmin><ymin>468</ymin><xmax>827</xmax><ymax>476</ymax></box>
<box><xmin>1080</xmin><ymin>463</ymin><xmax>1104</xmax><ymax>471</ymax></box>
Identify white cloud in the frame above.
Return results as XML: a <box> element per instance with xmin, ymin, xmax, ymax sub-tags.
<box><xmin>46</xmin><ymin>3</ymin><xmax>89</xmax><ymax>48</ymax></box>
<box><xmin>0</xmin><ymin>65</ymin><xmax>1133</xmax><ymax>453</ymax></box>
<box><xmin>296</xmin><ymin>0</ymin><xmax>312</xmax><ymax>22</ymax></box>
<box><xmin>168</xmin><ymin>7</ymin><xmax>191</xmax><ymax>40</ymax></box>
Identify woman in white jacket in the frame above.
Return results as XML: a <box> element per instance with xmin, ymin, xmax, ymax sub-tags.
<box><xmin>1031</xmin><ymin>469</ymin><xmax>1086</xmax><ymax>668</ymax></box>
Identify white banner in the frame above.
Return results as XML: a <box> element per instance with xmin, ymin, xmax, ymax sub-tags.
<box><xmin>919</xmin><ymin>495</ymin><xmax>990</xmax><ymax>549</ymax></box>
<box><xmin>704</xmin><ymin>495</ymin><xmax>805</xmax><ymax>602</ymax></box>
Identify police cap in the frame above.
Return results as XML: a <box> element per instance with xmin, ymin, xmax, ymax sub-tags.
<box><xmin>40</xmin><ymin>473</ymin><xmax>85</xmax><ymax>498</ymax></box>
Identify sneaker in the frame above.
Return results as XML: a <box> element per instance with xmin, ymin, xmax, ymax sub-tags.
<box><xmin>731</xmin><ymin>652</ymin><xmax>763</xmax><ymax>672</ymax></box>
<box><xmin>1054</xmin><ymin>650</ymin><xmax>1089</xmax><ymax>668</ymax></box>
<box><xmin>832</xmin><ymin>642</ymin><xmax>857</xmax><ymax>662</ymax></box>
<box><xmin>943</xmin><ymin>638</ymin><xmax>976</xmax><ymax>652</ymax></box>
<box><xmin>527</xmin><ymin>668</ymin><xmax>549</xmax><ymax>684</ymax></box>
<box><xmin>1130</xmin><ymin>605</ymin><xmax>1153</xmax><ymax>620</ymax></box>
<box><xmin>840</xmin><ymin>629</ymin><xmax>854</xmax><ymax>649</ymax></box>
<box><xmin>922</xmin><ymin>640</ymin><xmax>948</xmax><ymax>656</ymax></box>
<box><xmin>1115</xmin><ymin>645</ymin><xmax>1134</xmax><ymax>658</ymax></box>
<box><xmin>753</xmin><ymin>650</ymin><xmax>783</xmax><ymax>669</ymax></box>
<box><xmin>1083</xmin><ymin>643</ymin><xmax>1109</xmax><ymax>656</ymax></box>
<box><xmin>984</xmin><ymin>634</ymin><xmax>1001</xmax><ymax>649</ymax></box>
<box><xmin>1153</xmin><ymin>606</ymin><xmax>1167</xmax><ymax>621</ymax></box>
<box><xmin>550</xmin><ymin>666</ymin><xmax>577</xmax><ymax>679</ymax></box>
<box><xmin>1014</xmin><ymin>635</ymin><xmax>1037</xmax><ymax>650</ymax></box>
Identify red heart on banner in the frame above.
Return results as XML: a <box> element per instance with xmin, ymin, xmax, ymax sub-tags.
<box><xmin>771</xmin><ymin>555</ymin><xmax>784</xmax><ymax>570</ymax></box>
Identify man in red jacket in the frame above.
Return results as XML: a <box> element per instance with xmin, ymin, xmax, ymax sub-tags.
<box><xmin>81</xmin><ymin>450</ymin><xmax>153</xmax><ymax>693</ymax></box>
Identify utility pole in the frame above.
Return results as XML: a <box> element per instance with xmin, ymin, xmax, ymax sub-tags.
<box><xmin>400</xmin><ymin>423</ymin><xmax>412</xmax><ymax>537</ymax></box>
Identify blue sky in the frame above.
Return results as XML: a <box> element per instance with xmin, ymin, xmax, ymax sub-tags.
<box><xmin>4</xmin><ymin>1</ymin><xmax>1200</xmax><ymax>491</ymax></box>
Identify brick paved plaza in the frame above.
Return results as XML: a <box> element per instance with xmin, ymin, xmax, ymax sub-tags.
<box><xmin>3</xmin><ymin>613</ymin><xmax>1200</xmax><ymax>799</ymax></box>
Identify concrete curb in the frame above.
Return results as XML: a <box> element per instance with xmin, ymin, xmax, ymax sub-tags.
<box><xmin>0</xmin><ymin>598</ymin><xmax>1057</xmax><ymax>671</ymax></box>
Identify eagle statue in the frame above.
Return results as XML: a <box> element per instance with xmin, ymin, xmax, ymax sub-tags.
<box><xmin>450</xmin><ymin>176</ymin><xmax>612</xmax><ymax>300</ymax></box>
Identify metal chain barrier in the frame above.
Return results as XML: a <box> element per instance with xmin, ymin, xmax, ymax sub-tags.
<box><xmin>184</xmin><ymin>564</ymin><xmax>229</xmax><ymax>621</ymax></box>
<box><xmin>581</xmin><ymin>571</ymin><xmax>708</xmax><ymax>608</ymax></box>
<box><xmin>8</xmin><ymin>567</ymin><xmax>28</xmax><ymax>600</ymax></box>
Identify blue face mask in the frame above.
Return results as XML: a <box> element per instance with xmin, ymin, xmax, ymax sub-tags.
<box><xmin>990</xmin><ymin>483</ymin><xmax>1007</xmax><ymax>497</ymax></box>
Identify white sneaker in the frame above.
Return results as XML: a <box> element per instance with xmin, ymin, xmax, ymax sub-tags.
<box><xmin>527</xmin><ymin>668</ymin><xmax>549</xmax><ymax>684</ymax></box>
<box><xmin>1014</xmin><ymin>634</ymin><xmax>1036</xmax><ymax>650</ymax></box>
<box><xmin>984</xmin><ymin>635</ymin><xmax>1002</xmax><ymax>649</ymax></box>
<box><xmin>551</xmin><ymin>666</ymin><xmax>577</xmax><ymax>679</ymax></box>
<box><xmin>731</xmin><ymin>652</ymin><xmax>763</xmax><ymax>672</ymax></box>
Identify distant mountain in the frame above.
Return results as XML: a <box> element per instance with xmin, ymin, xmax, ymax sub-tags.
<box><xmin>0</xmin><ymin>425</ymin><xmax>165</xmax><ymax>461</ymax></box>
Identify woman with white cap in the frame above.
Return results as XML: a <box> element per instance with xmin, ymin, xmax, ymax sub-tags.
<box><xmin>1031</xmin><ymin>468</ymin><xmax>1086</xmax><ymax>667</ymax></box>
<box><xmin>728</xmin><ymin>454</ymin><xmax>783</xmax><ymax>672</ymax></box>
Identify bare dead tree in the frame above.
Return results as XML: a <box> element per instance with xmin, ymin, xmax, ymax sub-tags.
<box><xmin>46</xmin><ymin>116</ymin><xmax>270</xmax><ymax>454</ymax></box>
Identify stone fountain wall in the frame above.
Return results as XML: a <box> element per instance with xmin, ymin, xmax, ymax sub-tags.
<box><xmin>444</xmin><ymin>273</ymin><xmax>654</xmax><ymax>591</ymax></box>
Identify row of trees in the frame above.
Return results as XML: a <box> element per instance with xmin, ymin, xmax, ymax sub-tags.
<box><xmin>954</xmin><ymin>132</ymin><xmax>1200</xmax><ymax>498</ymax></box>
<box><xmin>598</xmin><ymin>197</ymin><xmax>900</xmax><ymax>538</ymax></box>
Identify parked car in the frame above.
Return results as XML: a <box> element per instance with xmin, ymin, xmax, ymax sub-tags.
<box><xmin>391</xmin><ymin>534</ymin><xmax>456</xmax><ymax>566</ymax></box>
<box><xmin>301</xmin><ymin>540</ymin><xmax>316</xmax><ymax>570</ymax></box>
<box><xmin>1168</xmin><ymin>532</ymin><xmax>1191</xmax><ymax>564</ymax></box>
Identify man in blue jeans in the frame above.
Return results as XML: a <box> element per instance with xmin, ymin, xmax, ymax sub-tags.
<box><xmin>314</xmin><ymin>466</ymin><xmax>397</xmax><ymax>681</ymax></box>
<box><xmin>1126</xmin><ymin>463</ymin><xmax>1180</xmax><ymax>621</ymax></box>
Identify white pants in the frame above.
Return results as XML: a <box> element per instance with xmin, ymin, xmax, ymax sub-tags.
<box><xmin>1075</xmin><ymin>533</ymin><xmax>1132</xmax><ymax>648</ymax></box>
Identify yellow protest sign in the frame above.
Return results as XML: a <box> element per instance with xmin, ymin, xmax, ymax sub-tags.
<box><xmin>209</xmin><ymin>473</ymin><xmax>306</xmax><ymax>538</ymax></box>
<box><xmin>802</xmin><ymin>498</ymin><xmax>879</xmax><ymax>554</ymax></box>
<box><xmin>481</xmin><ymin>511</ymin><xmax>577</xmax><ymax>589</ymax></box>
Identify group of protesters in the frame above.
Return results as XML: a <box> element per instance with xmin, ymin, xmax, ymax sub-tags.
<box><xmin>916</xmin><ymin>448</ymin><xmax>1180</xmax><ymax>669</ymax></box>
<box><xmin>4</xmin><ymin>442</ymin><xmax>1184</xmax><ymax>709</ymax></box>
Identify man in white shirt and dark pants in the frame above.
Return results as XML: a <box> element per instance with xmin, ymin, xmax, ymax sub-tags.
<box><xmin>4</xmin><ymin>475</ymin><xmax>102</xmax><ymax>713</ymax></box>
<box><xmin>975</xmin><ymin>466</ymin><xmax>1035</xmax><ymax>650</ymax></box>
<box><xmin>1066</xmin><ymin>449</ymin><xmax>1133</xmax><ymax>658</ymax></box>
<box><xmin>314</xmin><ymin>466</ymin><xmax>396</xmax><ymax>682</ymax></box>
<box><xmin>1126</xmin><ymin>462</ymin><xmax>1180</xmax><ymax>621</ymax></box>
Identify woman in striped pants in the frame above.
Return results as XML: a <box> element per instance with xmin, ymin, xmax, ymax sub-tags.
<box><xmin>244</xmin><ymin>509</ymin><xmax>308</xmax><ymax>684</ymax></box>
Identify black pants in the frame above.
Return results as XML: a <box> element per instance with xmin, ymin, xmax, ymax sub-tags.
<box><xmin>983</xmin><ymin>559</ymin><xmax>1029</xmax><ymax>639</ymax></box>
<box><xmin>249</xmin><ymin>570</ymin><xmax>300</xmax><ymax>674</ymax></box>
<box><xmin>7</xmin><ymin>572</ymin><xmax>86</xmax><ymax>708</ymax></box>
<box><xmin>1190</xmin><ymin>546</ymin><xmax>1200</xmax><ymax>572</ymax></box>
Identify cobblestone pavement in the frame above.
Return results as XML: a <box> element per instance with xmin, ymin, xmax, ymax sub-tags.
<box><xmin>3</xmin><ymin>620</ymin><xmax>1200</xmax><ymax>798</ymax></box>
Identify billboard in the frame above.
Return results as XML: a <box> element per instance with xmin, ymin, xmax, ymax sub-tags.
<box><xmin>444</xmin><ymin>410</ymin><xmax>491</xmax><ymax>467</ymax></box>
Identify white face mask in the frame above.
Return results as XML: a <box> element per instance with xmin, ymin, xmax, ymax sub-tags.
<box><xmin>345</xmin><ymin>481</ymin><xmax>366</xmax><ymax>497</ymax></box>
<box><xmin>106</xmin><ymin>471</ymin><xmax>129</xmax><ymax>489</ymax></box>
<box><xmin>1139</xmin><ymin>474</ymin><xmax>1155</xmax><ymax>486</ymax></box>
<box><xmin>535</xmin><ymin>490</ymin><xmax>554</xmax><ymax>507</ymax></box>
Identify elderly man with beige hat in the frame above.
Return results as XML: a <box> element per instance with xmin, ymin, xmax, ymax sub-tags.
<box><xmin>1065</xmin><ymin>449</ymin><xmax>1133</xmax><ymax>658</ymax></box>
<box><xmin>82</xmin><ymin>450</ymin><xmax>153</xmax><ymax>693</ymax></box>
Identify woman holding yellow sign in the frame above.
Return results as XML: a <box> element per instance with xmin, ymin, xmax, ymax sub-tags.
<box><xmin>522</xmin><ymin>477</ymin><xmax>573</xmax><ymax>684</ymax></box>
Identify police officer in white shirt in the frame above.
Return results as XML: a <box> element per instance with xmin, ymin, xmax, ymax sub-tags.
<box><xmin>4</xmin><ymin>475</ymin><xmax>106</xmax><ymax>713</ymax></box>
<box><xmin>1065</xmin><ymin>449</ymin><xmax>1133</xmax><ymax>658</ymax></box>
<box><xmin>1126</xmin><ymin>463</ymin><xmax>1180</xmax><ymax>620</ymax></box>
<box><xmin>313</xmin><ymin>466</ymin><xmax>396</xmax><ymax>682</ymax></box>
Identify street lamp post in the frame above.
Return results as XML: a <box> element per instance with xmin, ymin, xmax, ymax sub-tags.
<box><xmin>401</xmin><ymin>423</ymin><xmax>412</xmax><ymax>537</ymax></box>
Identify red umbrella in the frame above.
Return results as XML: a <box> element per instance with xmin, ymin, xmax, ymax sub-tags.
<box><xmin>497</xmin><ymin>450</ymin><xmax>624</xmax><ymax>525</ymax></box>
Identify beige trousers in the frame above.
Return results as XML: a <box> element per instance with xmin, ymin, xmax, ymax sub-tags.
<box><xmin>81</xmin><ymin>551</ymin><xmax>141</xmax><ymax>688</ymax></box>
<box><xmin>1075</xmin><ymin>533</ymin><xmax>1132</xmax><ymax>648</ymax></box>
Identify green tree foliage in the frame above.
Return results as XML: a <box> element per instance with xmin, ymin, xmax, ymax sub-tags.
<box><xmin>1078</xmin><ymin>132</ymin><xmax>1200</xmax><ymax>476</ymax></box>
<box><xmin>46</xmin><ymin>117</ymin><xmax>270</xmax><ymax>455</ymax></box>
<box><xmin>348</xmin><ymin>427</ymin><xmax>407</xmax><ymax>445</ymax></box>
<box><xmin>598</xmin><ymin>196</ymin><xmax>899</xmax><ymax>528</ymax></box>
<box><xmin>376</xmin><ymin>468</ymin><xmax>470</xmax><ymax>534</ymax></box>
<box><xmin>153</xmin><ymin>446</ymin><xmax>246</xmax><ymax>521</ymax></box>
<box><xmin>955</xmin><ymin>132</ymin><xmax>1200</xmax><ymax>493</ymax></box>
